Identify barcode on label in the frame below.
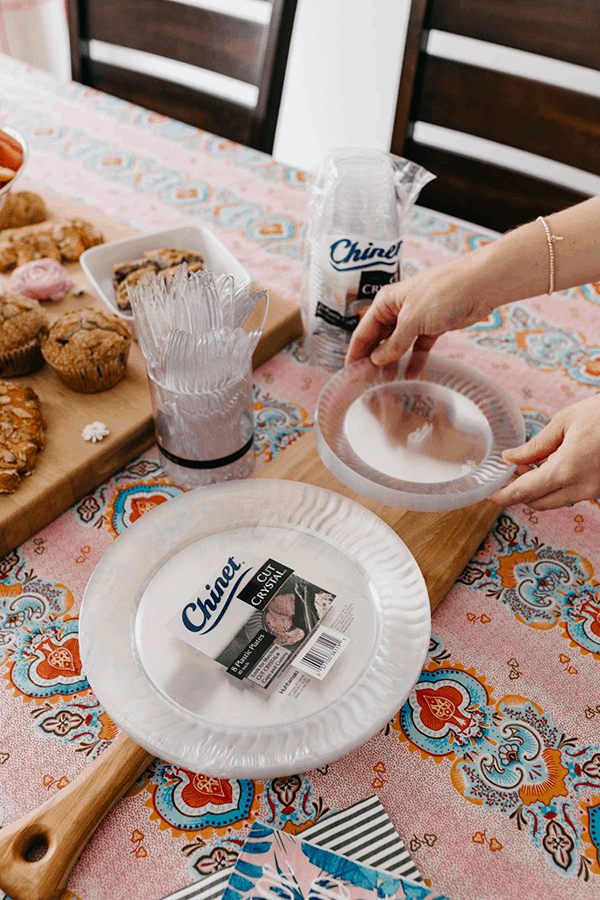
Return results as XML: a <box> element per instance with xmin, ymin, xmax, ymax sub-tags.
<box><xmin>292</xmin><ymin>626</ymin><xmax>350</xmax><ymax>680</ymax></box>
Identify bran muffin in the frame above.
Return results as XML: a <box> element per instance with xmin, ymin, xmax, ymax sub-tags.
<box><xmin>0</xmin><ymin>291</ymin><xmax>48</xmax><ymax>376</ymax></box>
<box><xmin>41</xmin><ymin>307</ymin><xmax>131</xmax><ymax>393</ymax></box>
<box><xmin>0</xmin><ymin>191</ymin><xmax>47</xmax><ymax>231</ymax></box>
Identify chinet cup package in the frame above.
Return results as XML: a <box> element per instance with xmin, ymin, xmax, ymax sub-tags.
<box><xmin>300</xmin><ymin>148</ymin><xmax>434</xmax><ymax>369</ymax></box>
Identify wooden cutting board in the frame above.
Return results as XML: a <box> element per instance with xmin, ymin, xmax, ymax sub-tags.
<box><xmin>256</xmin><ymin>431</ymin><xmax>501</xmax><ymax>611</ymax></box>
<box><xmin>0</xmin><ymin>430</ymin><xmax>503</xmax><ymax>900</ymax></box>
<box><xmin>0</xmin><ymin>194</ymin><xmax>302</xmax><ymax>555</ymax></box>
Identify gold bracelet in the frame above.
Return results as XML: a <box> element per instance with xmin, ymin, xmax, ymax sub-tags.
<box><xmin>536</xmin><ymin>215</ymin><xmax>564</xmax><ymax>294</ymax></box>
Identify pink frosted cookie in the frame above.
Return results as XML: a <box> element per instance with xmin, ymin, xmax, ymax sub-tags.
<box><xmin>10</xmin><ymin>257</ymin><xmax>74</xmax><ymax>301</ymax></box>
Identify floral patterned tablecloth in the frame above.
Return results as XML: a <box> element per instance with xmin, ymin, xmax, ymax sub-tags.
<box><xmin>2</xmin><ymin>53</ymin><xmax>600</xmax><ymax>900</ymax></box>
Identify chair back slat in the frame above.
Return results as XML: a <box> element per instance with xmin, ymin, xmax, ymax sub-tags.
<box><xmin>404</xmin><ymin>141</ymin><xmax>588</xmax><ymax>233</ymax></box>
<box><xmin>84</xmin><ymin>0</ymin><xmax>266</xmax><ymax>85</ymax></box>
<box><xmin>428</xmin><ymin>0</ymin><xmax>600</xmax><ymax>71</ymax></box>
<box><xmin>393</xmin><ymin>0</ymin><xmax>600</xmax><ymax>231</ymax></box>
<box><xmin>414</xmin><ymin>56</ymin><xmax>600</xmax><ymax>174</ymax></box>
<box><xmin>86</xmin><ymin>60</ymin><xmax>257</xmax><ymax>145</ymax></box>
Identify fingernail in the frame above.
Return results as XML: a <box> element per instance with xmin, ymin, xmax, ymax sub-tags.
<box><xmin>371</xmin><ymin>349</ymin><xmax>387</xmax><ymax>365</ymax></box>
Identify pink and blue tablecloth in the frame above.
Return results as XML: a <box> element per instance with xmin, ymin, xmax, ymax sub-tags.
<box><xmin>2</xmin><ymin>53</ymin><xmax>600</xmax><ymax>900</ymax></box>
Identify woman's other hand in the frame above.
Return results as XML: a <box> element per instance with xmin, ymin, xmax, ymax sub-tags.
<box><xmin>488</xmin><ymin>394</ymin><xmax>600</xmax><ymax>510</ymax></box>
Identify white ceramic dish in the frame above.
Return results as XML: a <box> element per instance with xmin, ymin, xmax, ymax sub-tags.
<box><xmin>80</xmin><ymin>478</ymin><xmax>430</xmax><ymax>778</ymax></box>
<box><xmin>80</xmin><ymin>223</ymin><xmax>252</xmax><ymax>326</ymax></box>
<box><xmin>315</xmin><ymin>353</ymin><xmax>525</xmax><ymax>512</ymax></box>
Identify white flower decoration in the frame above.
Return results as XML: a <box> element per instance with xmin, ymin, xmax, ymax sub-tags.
<box><xmin>82</xmin><ymin>421</ymin><xmax>110</xmax><ymax>443</ymax></box>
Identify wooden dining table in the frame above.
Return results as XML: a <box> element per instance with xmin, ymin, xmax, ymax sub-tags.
<box><xmin>1</xmin><ymin>52</ymin><xmax>600</xmax><ymax>900</ymax></box>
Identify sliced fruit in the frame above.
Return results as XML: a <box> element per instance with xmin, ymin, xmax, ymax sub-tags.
<box><xmin>0</xmin><ymin>130</ymin><xmax>23</xmax><ymax>173</ymax></box>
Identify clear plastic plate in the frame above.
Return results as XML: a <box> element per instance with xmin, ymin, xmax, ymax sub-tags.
<box><xmin>80</xmin><ymin>479</ymin><xmax>430</xmax><ymax>777</ymax></box>
<box><xmin>315</xmin><ymin>353</ymin><xmax>525</xmax><ymax>511</ymax></box>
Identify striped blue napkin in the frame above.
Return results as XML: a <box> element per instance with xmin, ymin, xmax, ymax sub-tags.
<box><xmin>160</xmin><ymin>795</ymin><xmax>422</xmax><ymax>900</ymax></box>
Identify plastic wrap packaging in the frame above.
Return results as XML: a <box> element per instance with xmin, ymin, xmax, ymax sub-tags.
<box><xmin>79</xmin><ymin>479</ymin><xmax>431</xmax><ymax>777</ymax></box>
<box><xmin>300</xmin><ymin>148</ymin><xmax>434</xmax><ymax>369</ymax></box>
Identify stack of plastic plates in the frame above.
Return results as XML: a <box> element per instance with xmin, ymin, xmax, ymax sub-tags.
<box><xmin>80</xmin><ymin>479</ymin><xmax>430</xmax><ymax>778</ymax></box>
<box><xmin>315</xmin><ymin>353</ymin><xmax>525</xmax><ymax>511</ymax></box>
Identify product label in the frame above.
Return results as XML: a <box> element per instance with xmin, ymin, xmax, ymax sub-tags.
<box><xmin>356</xmin><ymin>267</ymin><xmax>398</xmax><ymax>300</ymax></box>
<box><xmin>293</xmin><ymin>626</ymin><xmax>350</xmax><ymax>680</ymax></box>
<box><xmin>237</xmin><ymin>559</ymin><xmax>295</xmax><ymax>610</ymax></box>
<box><xmin>315</xmin><ymin>302</ymin><xmax>360</xmax><ymax>332</ymax></box>
<box><xmin>327</xmin><ymin>237</ymin><xmax>402</xmax><ymax>273</ymax></box>
<box><xmin>315</xmin><ymin>233</ymin><xmax>401</xmax><ymax>327</ymax></box>
<box><xmin>227</xmin><ymin>630</ymin><xmax>276</xmax><ymax>679</ymax></box>
<box><xmin>167</xmin><ymin>552</ymin><xmax>338</xmax><ymax>690</ymax></box>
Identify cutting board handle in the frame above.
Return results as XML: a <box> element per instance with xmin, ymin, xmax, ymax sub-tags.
<box><xmin>0</xmin><ymin>734</ymin><xmax>153</xmax><ymax>900</ymax></box>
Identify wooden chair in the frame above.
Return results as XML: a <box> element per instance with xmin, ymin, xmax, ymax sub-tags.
<box><xmin>391</xmin><ymin>0</ymin><xmax>600</xmax><ymax>232</ymax></box>
<box><xmin>66</xmin><ymin>0</ymin><xmax>297</xmax><ymax>153</ymax></box>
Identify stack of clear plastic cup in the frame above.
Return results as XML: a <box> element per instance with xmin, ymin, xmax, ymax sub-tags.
<box><xmin>128</xmin><ymin>266</ymin><xmax>267</xmax><ymax>488</ymax></box>
<box><xmin>301</xmin><ymin>148</ymin><xmax>435</xmax><ymax>370</ymax></box>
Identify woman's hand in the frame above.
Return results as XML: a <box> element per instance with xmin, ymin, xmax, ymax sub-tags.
<box><xmin>345</xmin><ymin>254</ymin><xmax>495</xmax><ymax>365</ymax></box>
<box><xmin>346</xmin><ymin>196</ymin><xmax>600</xmax><ymax>367</ymax></box>
<box><xmin>488</xmin><ymin>394</ymin><xmax>600</xmax><ymax>510</ymax></box>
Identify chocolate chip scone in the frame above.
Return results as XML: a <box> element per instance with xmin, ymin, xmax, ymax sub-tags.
<box><xmin>112</xmin><ymin>247</ymin><xmax>205</xmax><ymax>310</ymax></box>
<box><xmin>114</xmin><ymin>264</ymin><xmax>159</xmax><ymax>311</ymax></box>
<box><xmin>0</xmin><ymin>218</ymin><xmax>104</xmax><ymax>271</ymax></box>
<box><xmin>144</xmin><ymin>248</ymin><xmax>205</xmax><ymax>270</ymax></box>
<box><xmin>41</xmin><ymin>307</ymin><xmax>131</xmax><ymax>393</ymax></box>
<box><xmin>0</xmin><ymin>381</ymin><xmax>45</xmax><ymax>493</ymax></box>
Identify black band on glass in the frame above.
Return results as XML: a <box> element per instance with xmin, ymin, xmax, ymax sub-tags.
<box><xmin>158</xmin><ymin>434</ymin><xmax>254</xmax><ymax>470</ymax></box>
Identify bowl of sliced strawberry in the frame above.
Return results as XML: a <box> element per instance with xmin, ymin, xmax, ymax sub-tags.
<box><xmin>0</xmin><ymin>126</ymin><xmax>27</xmax><ymax>209</ymax></box>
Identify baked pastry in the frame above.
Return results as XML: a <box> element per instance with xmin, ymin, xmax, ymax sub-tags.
<box><xmin>0</xmin><ymin>218</ymin><xmax>104</xmax><ymax>271</ymax></box>
<box><xmin>0</xmin><ymin>291</ymin><xmax>49</xmax><ymax>376</ymax></box>
<box><xmin>114</xmin><ymin>264</ymin><xmax>159</xmax><ymax>310</ymax></box>
<box><xmin>0</xmin><ymin>191</ymin><xmax>47</xmax><ymax>231</ymax></box>
<box><xmin>10</xmin><ymin>258</ymin><xmax>74</xmax><ymax>301</ymax></box>
<box><xmin>0</xmin><ymin>381</ymin><xmax>45</xmax><ymax>493</ymax></box>
<box><xmin>113</xmin><ymin>248</ymin><xmax>205</xmax><ymax>309</ymax></box>
<box><xmin>41</xmin><ymin>307</ymin><xmax>131</xmax><ymax>393</ymax></box>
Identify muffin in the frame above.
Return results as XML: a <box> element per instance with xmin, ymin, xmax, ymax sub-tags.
<box><xmin>0</xmin><ymin>291</ymin><xmax>48</xmax><ymax>376</ymax></box>
<box><xmin>41</xmin><ymin>307</ymin><xmax>131</xmax><ymax>393</ymax></box>
<box><xmin>0</xmin><ymin>191</ymin><xmax>47</xmax><ymax>231</ymax></box>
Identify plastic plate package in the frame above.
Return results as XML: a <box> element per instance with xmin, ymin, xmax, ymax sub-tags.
<box><xmin>80</xmin><ymin>479</ymin><xmax>430</xmax><ymax>778</ymax></box>
<box><xmin>315</xmin><ymin>353</ymin><xmax>525</xmax><ymax>511</ymax></box>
